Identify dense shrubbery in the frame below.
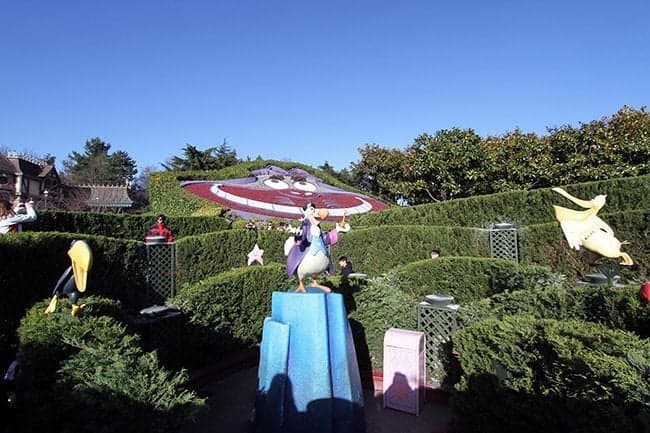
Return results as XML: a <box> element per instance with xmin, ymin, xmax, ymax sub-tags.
<box><xmin>341</xmin><ymin>274</ymin><xmax>417</xmax><ymax>371</ymax></box>
<box><xmin>519</xmin><ymin>208</ymin><xmax>650</xmax><ymax>279</ymax></box>
<box><xmin>0</xmin><ymin>232</ymin><xmax>148</xmax><ymax>369</ymax></box>
<box><xmin>172</xmin><ymin>209</ymin><xmax>648</xmax><ymax>288</ymax></box>
<box><xmin>29</xmin><ymin>210</ymin><xmax>231</xmax><ymax>240</ymax></box>
<box><xmin>170</xmin><ymin>257</ymin><xmax>555</xmax><ymax>373</ymax></box>
<box><xmin>15</xmin><ymin>297</ymin><xmax>205</xmax><ymax>433</ymax></box>
<box><xmin>393</xmin><ymin>257</ymin><xmax>553</xmax><ymax>303</ymax></box>
<box><xmin>352</xmin><ymin>106</ymin><xmax>650</xmax><ymax>204</ymax></box>
<box><xmin>175</xmin><ymin>229</ymin><xmax>289</xmax><ymax>286</ymax></box>
<box><xmin>352</xmin><ymin>174</ymin><xmax>650</xmax><ymax>228</ymax></box>
<box><xmin>460</xmin><ymin>284</ymin><xmax>650</xmax><ymax>338</ymax></box>
<box><xmin>175</xmin><ymin>224</ymin><xmax>491</xmax><ymax>285</ymax></box>
<box><xmin>452</xmin><ymin>315</ymin><xmax>650</xmax><ymax>433</ymax></box>
<box><xmin>333</xmin><ymin>225</ymin><xmax>491</xmax><ymax>276</ymax></box>
<box><xmin>169</xmin><ymin>264</ymin><xmax>294</xmax><ymax>367</ymax></box>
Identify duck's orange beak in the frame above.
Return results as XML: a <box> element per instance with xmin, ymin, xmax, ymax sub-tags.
<box><xmin>317</xmin><ymin>209</ymin><xmax>329</xmax><ymax>220</ymax></box>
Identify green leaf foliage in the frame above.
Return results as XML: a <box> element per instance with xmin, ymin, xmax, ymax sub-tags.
<box><xmin>15</xmin><ymin>297</ymin><xmax>205</xmax><ymax>433</ymax></box>
<box><xmin>452</xmin><ymin>316</ymin><xmax>650</xmax><ymax>433</ymax></box>
<box><xmin>393</xmin><ymin>257</ymin><xmax>553</xmax><ymax>303</ymax></box>
<box><xmin>461</xmin><ymin>285</ymin><xmax>650</xmax><ymax>338</ymax></box>
<box><xmin>342</xmin><ymin>273</ymin><xmax>417</xmax><ymax>371</ymax></box>
<box><xmin>353</xmin><ymin>174</ymin><xmax>650</xmax><ymax>227</ymax></box>
<box><xmin>62</xmin><ymin>137</ymin><xmax>138</xmax><ymax>184</ymax></box>
<box><xmin>331</xmin><ymin>225</ymin><xmax>491</xmax><ymax>276</ymax></box>
<box><xmin>0</xmin><ymin>233</ymin><xmax>148</xmax><ymax>367</ymax></box>
<box><xmin>519</xmin><ymin>209</ymin><xmax>650</xmax><ymax>279</ymax></box>
<box><xmin>351</xmin><ymin>106</ymin><xmax>650</xmax><ymax>204</ymax></box>
<box><xmin>169</xmin><ymin>264</ymin><xmax>293</xmax><ymax>366</ymax></box>
<box><xmin>29</xmin><ymin>210</ymin><xmax>231</xmax><ymax>240</ymax></box>
<box><xmin>175</xmin><ymin>229</ymin><xmax>289</xmax><ymax>286</ymax></box>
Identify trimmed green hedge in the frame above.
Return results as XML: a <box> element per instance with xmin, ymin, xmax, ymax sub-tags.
<box><xmin>169</xmin><ymin>266</ymin><xmax>416</xmax><ymax>373</ymax></box>
<box><xmin>0</xmin><ymin>232</ymin><xmax>149</xmax><ymax>370</ymax></box>
<box><xmin>460</xmin><ymin>284</ymin><xmax>650</xmax><ymax>338</ymax></box>
<box><xmin>15</xmin><ymin>297</ymin><xmax>205</xmax><ymax>433</ymax></box>
<box><xmin>174</xmin><ymin>225</ymin><xmax>493</xmax><ymax>286</ymax></box>
<box><xmin>393</xmin><ymin>257</ymin><xmax>554</xmax><ymax>303</ymax></box>
<box><xmin>175</xmin><ymin>229</ymin><xmax>289</xmax><ymax>286</ymax></box>
<box><xmin>332</xmin><ymin>225</ymin><xmax>491</xmax><ymax>276</ymax></box>
<box><xmin>353</xmin><ymin>174</ymin><xmax>650</xmax><ymax>228</ymax></box>
<box><xmin>167</xmin><ymin>270</ymin><xmax>409</xmax><ymax>373</ymax></box>
<box><xmin>171</xmin><ymin>213</ymin><xmax>646</xmax><ymax>290</ymax></box>
<box><xmin>169</xmin><ymin>264</ymin><xmax>294</xmax><ymax>367</ymax></box>
<box><xmin>29</xmin><ymin>210</ymin><xmax>231</xmax><ymax>240</ymax></box>
<box><xmin>452</xmin><ymin>315</ymin><xmax>650</xmax><ymax>433</ymax></box>
<box><xmin>0</xmin><ymin>232</ymin><xmax>148</xmax><ymax>311</ymax></box>
<box><xmin>519</xmin><ymin>209</ymin><xmax>650</xmax><ymax>279</ymax></box>
<box><xmin>341</xmin><ymin>274</ymin><xmax>417</xmax><ymax>371</ymax></box>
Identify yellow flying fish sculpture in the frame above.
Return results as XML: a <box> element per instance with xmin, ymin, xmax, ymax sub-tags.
<box><xmin>552</xmin><ymin>187</ymin><xmax>633</xmax><ymax>266</ymax></box>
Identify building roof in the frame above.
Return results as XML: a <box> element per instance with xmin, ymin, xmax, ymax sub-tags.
<box><xmin>4</xmin><ymin>152</ymin><xmax>51</xmax><ymax>177</ymax></box>
<box><xmin>1</xmin><ymin>153</ymin><xmax>58</xmax><ymax>179</ymax></box>
<box><xmin>84</xmin><ymin>185</ymin><xmax>134</xmax><ymax>208</ymax></box>
<box><xmin>0</xmin><ymin>156</ymin><xmax>17</xmax><ymax>173</ymax></box>
<box><xmin>38</xmin><ymin>164</ymin><xmax>58</xmax><ymax>179</ymax></box>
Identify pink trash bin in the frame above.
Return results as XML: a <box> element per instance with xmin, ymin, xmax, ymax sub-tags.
<box><xmin>382</xmin><ymin>328</ymin><xmax>426</xmax><ymax>415</ymax></box>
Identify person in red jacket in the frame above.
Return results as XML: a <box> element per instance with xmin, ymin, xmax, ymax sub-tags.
<box><xmin>146</xmin><ymin>214</ymin><xmax>174</xmax><ymax>242</ymax></box>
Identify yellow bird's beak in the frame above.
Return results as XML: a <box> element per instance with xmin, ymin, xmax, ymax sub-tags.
<box><xmin>317</xmin><ymin>209</ymin><xmax>329</xmax><ymax>220</ymax></box>
<box><xmin>68</xmin><ymin>241</ymin><xmax>93</xmax><ymax>293</ymax></box>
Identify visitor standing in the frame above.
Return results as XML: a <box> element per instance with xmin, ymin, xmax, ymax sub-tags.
<box><xmin>146</xmin><ymin>214</ymin><xmax>174</xmax><ymax>242</ymax></box>
<box><xmin>0</xmin><ymin>199</ymin><xmax>37</xmax><ymax>234</ymax></box>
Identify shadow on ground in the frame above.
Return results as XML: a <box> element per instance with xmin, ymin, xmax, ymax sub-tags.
<box><xmin>181</xmin><ymin>366</ymin><xmax>451</xmax><ymax>433</ymax></box>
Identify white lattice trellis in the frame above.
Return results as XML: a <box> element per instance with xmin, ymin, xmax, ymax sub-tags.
<box><xmin>489</xmin><ymin>223</ymin><xmax>519</xmax><ymax>263</ymax></box>
<box><xmin>417</xmin><ymin>302</ymin><xmax>458</xmax><ymax>383</ymax></box>
<box><xmin>146</xmin><ymin>243</ymin><xmax>176</xmax><ymax>304</ymax></box>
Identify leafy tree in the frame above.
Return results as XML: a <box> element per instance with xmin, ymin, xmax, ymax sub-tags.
<box><xmin>483</xmin><ymin>129</ymin><xmax>553</xmax><ymax>192</ymax></box>
<box><xmin>349</xmin><ymin>106</ymin><xmax>649</xmax><ymax>205</ymax></box>
<box><xmin>129</xmin><ymin>165</ymin><xmax>157</xmax><ymax>210</ymax></box>
<box><xmin>406</xmin><ymin>128</ymin><xmax>490</xmax><ymax>202</ymax></box>
<box><xmin>214</xmin><ymin>140</ymin><xmax>239</xmax><ymax>169</ymax></box>
<box><xmin>62</xmin><ymin>137</ymin><xmax>137</xmax><ymax>185</ymax></box>
<box><xmin>318</xmin><ymin>161</ymin><xmax>355</xmax><ymax>186</ymax></box>
<box><xmin>163</xmin><ymin>140</ymin><xmax>240</xmax><ymax>171</ymax></box>
<box><xmin>162</xmin><ymin>144</ymin><xmax>211</xmax><ymax>171</ymax></box>
<box><xmin>350</xmin><ymin>144</ymin><xmax>411</xmax><ymax>203</ymax></box>
<box><xmin>606</xmin><ymin>105</ymin><xmax>650</xmax><ymax>170</ymax></box>
<box><xmin>545</xmin><ymin>105</ymin><xmax>650</xmax><ymax>184</ymax></box>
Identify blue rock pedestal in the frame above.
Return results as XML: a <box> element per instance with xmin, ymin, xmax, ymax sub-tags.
<box><xmin>253</xmin><ymin>289</ymin><xmax>366</xmax><ymax>433</ymax></box>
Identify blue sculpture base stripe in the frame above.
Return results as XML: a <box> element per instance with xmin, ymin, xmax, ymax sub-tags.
<box><xmin>271</xmin><ymin>291</ymin><xmax>333</xmax><ymax>412</ymax></box>
<box><xmin>255</xmin><ymin>290</ymin><xmax>367</xmax><ymax>433</ymax></box>
<box><xmin>255</xmin><ymin>318</ymin><xmax>290</xmax><ymax>433</ymax></box>
<box><xmin>327</xmin><ymin>293</ymin><xmax>363</xmax><ymax>404</ymax></box>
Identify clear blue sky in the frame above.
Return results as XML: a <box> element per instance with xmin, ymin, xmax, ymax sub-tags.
<box><xmin>1</xmin><ymin>0</ymin><xmax>648</xmax><ymax>173</ymax></box>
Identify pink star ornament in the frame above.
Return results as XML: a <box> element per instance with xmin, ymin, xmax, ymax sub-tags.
<box><xmin>247</xmin><ymin>243</ymin><xmax>264</xmax><ymax>266</ymax></box>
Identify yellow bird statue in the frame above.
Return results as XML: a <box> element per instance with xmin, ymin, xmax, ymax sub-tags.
<box><xmin>44</xmin><ymin>240</ymin><xmax>93</xmax><ymax>316</ymax></box>
<box><xmin>552</xmin><ymin>187</ymin><xmax>633</xmax><ymax>266</ymax></box>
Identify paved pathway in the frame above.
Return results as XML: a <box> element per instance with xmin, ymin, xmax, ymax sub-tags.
<box><xmin>181</xmin><ymin>366</ymin><xmax>451</xmax><ymax>433</ymax></box>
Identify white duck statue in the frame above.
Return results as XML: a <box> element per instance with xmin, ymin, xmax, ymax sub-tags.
<box><xmin>552</xmin><ymin>187</ymin><xmax>633</xmax><ymax>266</ymax></box>
<box><xmin>285</xmin><ymin>203</ymin><xmax>350</xmax><ymax>292</ymax></box>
